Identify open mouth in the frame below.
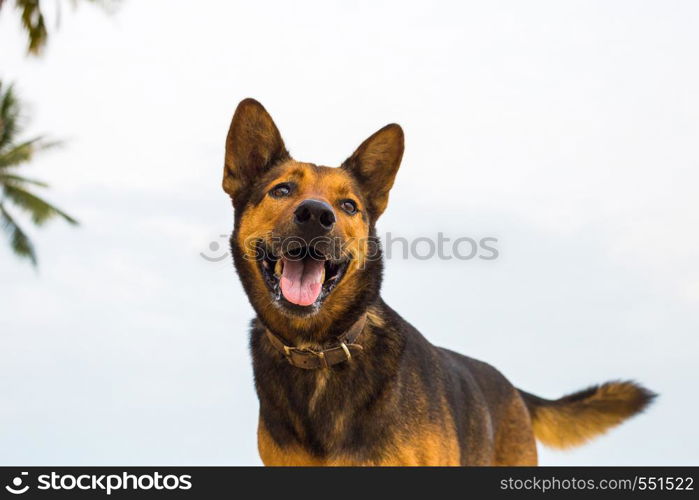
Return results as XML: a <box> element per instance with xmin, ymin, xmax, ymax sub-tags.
<box><xmin>258</xmin><ymin>241</ymin><xmax>349</xmax><ymax>309</ymax></box>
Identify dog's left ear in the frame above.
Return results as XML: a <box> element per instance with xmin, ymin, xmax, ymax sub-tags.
<box><xmin>223</xmin><ymin>98</ymin><xmax>289</xmax><ymax>203</ymax></box>
<box><xmin>342</xmin><ymin>123</ymin><xmax>404</xmax><ymax>220</ymax></box>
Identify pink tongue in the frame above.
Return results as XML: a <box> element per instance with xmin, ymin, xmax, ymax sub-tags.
<box><xmin>280</xmin><ymin>258</ymin><xmax>324</xmax><ymax>306</ymax></box>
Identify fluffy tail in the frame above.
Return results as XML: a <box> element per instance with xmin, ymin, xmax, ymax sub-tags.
<box><xmin>518</xmin><ymin>380</ymin><xmax>656</xmax><ymax>449</ymax></box>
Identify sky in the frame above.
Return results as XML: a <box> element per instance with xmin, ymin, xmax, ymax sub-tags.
<box><xmin>1</xmin><ymin>0</ymin><xmax>698</xmax><ymax>465</ymax></box>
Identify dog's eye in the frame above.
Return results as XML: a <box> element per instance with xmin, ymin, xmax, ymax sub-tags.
<box><xmin>340</xmin><ymin>199</ymin><xmax>358</xmax><ymax>215</ymax></box>
<box><xmin>269</xmin><ymin>183</ymin><xmax>292</xmax><ymax>198</ymax></box>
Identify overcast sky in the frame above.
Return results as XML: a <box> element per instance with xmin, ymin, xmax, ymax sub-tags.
<box><xmin>1</xmin><ymin>0</ymin><xmax>697</xmax><ymax>465</ymax></box>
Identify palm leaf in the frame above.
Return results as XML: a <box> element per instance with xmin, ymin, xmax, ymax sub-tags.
<box><xmin>0</xmin><ymin>78</ymin><xmax>76</xmax><ymax>266</ymax></box>
<box><xmin>15</xmin><ymin>0</ymin><xmax>49</xmax><ymax>56</ymax></box>
<box><xmin>8</xmin><ymin>1</ymin><xmax>120</xmax><ymax>58</ymax></box>
<box><xmin>0</xmin><ymin>172</ymin><xmax>49</xmax><ymax>187</ymax></box>
<box><xmin>0</xmin><ymin>82</ymin><xmax>22</xmax><ymax>150</ymax></box>
<box><xmin>3</xmin><ymin>183</ymin><xmax>78</xmax><ymax>226</ymax></box>
<box><xmin>0</xmin><ymin>202</ymin><xmax>37</xmax><ymax>265</ymax></box>
<box><xmin>0</xmin><ymin>137</ymin><xmax>58</xmax><ymax>168</ymax></box>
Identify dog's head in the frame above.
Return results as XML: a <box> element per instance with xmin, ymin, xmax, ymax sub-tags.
<box><xmin>223</xmin><ymin>99</ymin><xmax>403</xmax><ymax>338</ymax></box>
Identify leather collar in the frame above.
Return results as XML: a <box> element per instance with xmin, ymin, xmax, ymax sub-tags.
<box><xmin>264</xmin><ymin>313</ymin><xmax>367</xmax><ymax>370</ymax></box>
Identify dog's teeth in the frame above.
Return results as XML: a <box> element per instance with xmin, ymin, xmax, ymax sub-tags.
<box><xmin>320</xmin><ymin>265</ymin><xmax>325</xmax><ymax>283</ymax></box>
<box><xmin>274</xmin><ymin>259</ymin><xmax>283</xmax><ymax>276</ymax></box>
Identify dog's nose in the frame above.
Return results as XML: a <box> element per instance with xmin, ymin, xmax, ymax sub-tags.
<box><xmin>294</xmin><ymin>199</ymin><xmax>336</xmax><ymax>234</ymax></box>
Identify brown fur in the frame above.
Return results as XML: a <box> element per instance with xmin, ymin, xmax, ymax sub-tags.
<box><xmin>520</xmin><ymin>381</ymin><xmax>655</xmax><ymax>449</ymax></box>
<box><xmin>233</xmin><ymin>160</ymin><xmax>375</xmax><ymax>340</ymax></box>
<box><xmin>221</xmin><ymin>98</ymin><xmax>656</xmax><ymax>466</ymax></box>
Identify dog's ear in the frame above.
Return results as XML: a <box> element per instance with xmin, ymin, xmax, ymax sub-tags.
<box><xmin>342</xmin><ymin>124</ymin><xmax>404</xmax><ymax>220</ymax></box>
<box><xmin>223</xmin><ymin>98</ymin><xmax>289</xmax><ymax>202</ymax></box>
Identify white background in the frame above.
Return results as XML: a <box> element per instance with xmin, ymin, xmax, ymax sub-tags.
<box><xmin>1</xmin><ymin>0</ymin><xmax>697</xmax><ymax>465</ymax></box>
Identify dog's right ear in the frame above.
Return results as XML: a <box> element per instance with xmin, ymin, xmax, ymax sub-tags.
<box><xmin>223</xmin><ymin>98</ymin><xmax>289</xmax><ymax>202</ymax></box>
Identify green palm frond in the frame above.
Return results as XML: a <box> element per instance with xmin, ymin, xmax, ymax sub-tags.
<box><xmin>15</xmin><ymin>0</ymin><xmax>48</xmax><ymax>56</ymax></box>
<box><xmin>3</xmin><ymin>0</ymin><xmax>121</xmax><ymax>57</ymax></box>
<box><xmin>3</xmin><ymin>183</ymin><xmax>78</xmax><ymax>226</ymax></box>
<box><xmin>0</xmin><ymin>172</ymin><xmax>49</xmax><ymax>187</ymax></box>
<box><xmin>0</xmin><ymin>202</ymin><xmax>37</xmax><ymax>265</ymax></box>
<box><xmin>0</xmin><ymin>79</ymin><xmax>77</xmax><ymax>265</ymax></box>
<box><xmin>0</xmin><ymin>137</ymin><xmax>59</xmax><ymax>168</ymax></box>
<box><xmin>0</xmin><ymin>82</ymin><xmax>22</xmax><ymax>150</ymax></box>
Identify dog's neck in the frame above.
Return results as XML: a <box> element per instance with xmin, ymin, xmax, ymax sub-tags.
<box><xmin>263</xmin><ymin>313</ymin><xmax>368</xmax><ymax>370</ymax></box>
<box><xmin>258</xmin><ymin>306</ymin><xmax>370</xmax><ymax>347</ymax></box>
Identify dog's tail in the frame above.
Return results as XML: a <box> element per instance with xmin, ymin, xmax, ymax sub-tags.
<box><xmin>518</xmin><ymin>380</ymin><xmax>656</xmax><ymax>449</ymax></box>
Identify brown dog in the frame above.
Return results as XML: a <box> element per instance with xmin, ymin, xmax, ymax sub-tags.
<box><xmin>222</xmin><ymin>98</ymin><xmax>655</xmax><ymax>465</ymax></box>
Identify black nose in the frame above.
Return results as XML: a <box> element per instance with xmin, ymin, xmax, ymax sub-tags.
<box><xmin>294</xmin><ymin>199</ymin><xmax>336</xmax><ymax>234</ymax></box>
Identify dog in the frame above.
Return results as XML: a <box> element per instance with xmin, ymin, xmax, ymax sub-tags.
<box><xmin>222</xmin><ymin>98</ymin><xmax>655</xmax><ymax>465</ymax></box>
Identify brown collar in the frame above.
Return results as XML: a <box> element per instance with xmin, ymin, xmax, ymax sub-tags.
<box><xmin>264</xmin><ymin>313</ymin><xmax>367</xmax><ymax>370</ymax></box>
